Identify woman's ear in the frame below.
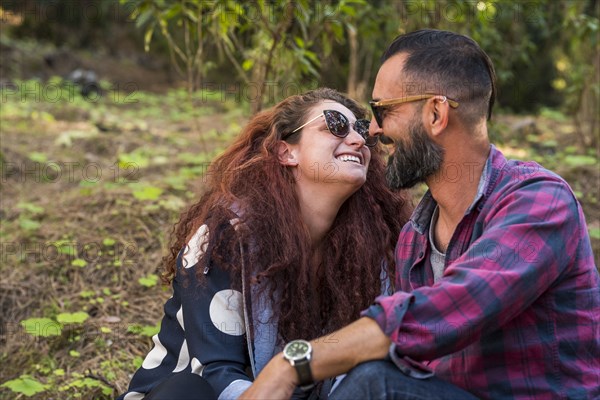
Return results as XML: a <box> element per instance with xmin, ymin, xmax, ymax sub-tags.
<box><xmin>276</xmin><ymin>141</ymin><xmax>299</xmax><ymax>166</ymax></box>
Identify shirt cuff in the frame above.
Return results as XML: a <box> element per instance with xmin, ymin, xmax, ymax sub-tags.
<box><xmin>218</xmin><ymin>379</ymin><xmax>252</xmax><ymax>400</ymax></box>
<box><xmin>361</xmin><ymin>293</ymin><xmax>413</xmax><ymax>338</ymax></box>
<box><xmin>387</xmin><ymin>343</ymin><xmax>434</xmax><ymax>379</ymax></box>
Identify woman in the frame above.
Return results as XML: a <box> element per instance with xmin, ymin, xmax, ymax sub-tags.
<box><xmin>118</xmin><ymin>88</ymin><xmax>411</xmax><ymax>400</ymax></box>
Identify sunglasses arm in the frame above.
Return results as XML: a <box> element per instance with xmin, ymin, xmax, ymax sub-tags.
<box><xmin>291</xmin><ymin>114</ymin><xmax>324</xmax><ymax>134</ymax></box>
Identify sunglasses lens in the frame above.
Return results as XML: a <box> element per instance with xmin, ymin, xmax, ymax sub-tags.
<box><xmin>323</xmin><ymin>110</ymin><xmax>349</xmax><ymax>137</ymax></box>
<box><xmin>369</xmin><ymin>103</ymin><xmax>384</xmax><ymax>127</ymax></box>
<box><xmin>353</xmin><ymin>119</ymin><xmax>369</xmax><ymax>136</ymax></box>
<box><xmin>354</xmin><ymin>119</ymin><xmax>377</xmax><ymax>147</ymax></box>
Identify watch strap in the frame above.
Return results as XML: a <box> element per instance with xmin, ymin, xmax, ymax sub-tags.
<box><xmin>294</xmin><ymin>357</ymin><xmax>314</xmax><ymax>391</ymax></box>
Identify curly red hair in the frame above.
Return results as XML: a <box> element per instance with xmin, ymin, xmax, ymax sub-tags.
<box><xmin>164</xmin><ymin>88</ymin><xmax>411</xmax><ymax>341</ymax></box>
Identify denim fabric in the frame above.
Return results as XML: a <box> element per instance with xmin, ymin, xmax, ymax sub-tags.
<box><xmin>329</xmin><ymin>361</ymin><xmax>478</xmax><ymax>400</ymax></box>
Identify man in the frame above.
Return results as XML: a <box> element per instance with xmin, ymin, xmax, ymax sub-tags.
<box><xmin>240</xmin><ymin>29</ymin><xmax>600</xmax><ymax>399</ymax></box>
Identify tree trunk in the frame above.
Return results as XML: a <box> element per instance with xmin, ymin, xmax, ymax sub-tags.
<box><xmin>346</xmin><ymin>25</ymin><xmax>359</xmax><ymax>99</ymax></box>
<box><xmin>575</xmin><ymin>51</ymin><xmax>599</xmax><ymax>149</ymax></box>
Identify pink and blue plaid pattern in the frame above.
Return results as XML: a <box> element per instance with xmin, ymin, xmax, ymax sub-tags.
<box><xmin>363</xmin><ymin>145</ymin><xmax>600</xmax><ymax>399</ymax></box>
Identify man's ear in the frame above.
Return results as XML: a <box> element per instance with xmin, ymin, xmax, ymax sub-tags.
<box><xmin>276</xmin><ymin>141</ymin><xmax>299</xmax><ymax>166</ymax></box>
<box><xmin>427</xmin><ymin>96</ymin><xmax>450</xmax><ymax>137</ymax></box>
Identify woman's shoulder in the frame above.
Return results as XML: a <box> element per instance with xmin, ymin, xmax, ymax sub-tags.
<box><xmin>175</xmin><ymin>210</ymin><xmax>245</xmax><ymax>278</ymax></box>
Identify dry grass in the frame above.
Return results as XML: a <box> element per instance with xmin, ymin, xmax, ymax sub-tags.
<box><xmin>1</xmin><ymin>88</ymin><xmax>598</xmax><ymax>399</ymax></box>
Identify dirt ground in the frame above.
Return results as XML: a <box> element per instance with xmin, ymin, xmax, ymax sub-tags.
<box><xmin>1</xmin><ymin>37</ymin><xmax>598</xmax><ymax>399</ymax></box>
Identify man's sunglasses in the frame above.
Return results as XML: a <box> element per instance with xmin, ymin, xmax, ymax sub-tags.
<box><xmin>369</xmin><ymin>94</ymin><xmax>459</xmax><ymax>127</ymax></box>
<box><xmin>284</xmin><ymin>109</ymin><xmax>378</xmax><ymax>148</ymax></box>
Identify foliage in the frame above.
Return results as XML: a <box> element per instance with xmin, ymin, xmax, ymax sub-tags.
<box><xmin>0</xmin><ymin>2</ymin><xmax>598</xmax><ymax>398</ymax></box>
<box><xmin>558</xmin><ymin>0</ymin><xmax>599</xmax><ymax>147</ymax></box>
<box><xmin>1</xmin><ymin>72</ymin><xmax>598</xmax><ymax>398</ymax></box>
<box><xmin>1</xmin><ymin>375</ymin><xmax>49</xmax><ymax>396</ymax></box>
<box><xmin>121</xmin><ymin>0</ymin><xmax>362</xmax><ymax>112</ymax></box>
<box><xmin>3</xmin><ymin>1</ymin><xmax>598</xmax><ymax>119</ymax></box>
<box><xmin>20</xmin><ymin>318</ymin><xmax>62</xmax><ymax>337</ymax></box>
<box><xmin>0</xmin><ymin>79</ymin><xmax>251</xmax><ymax>399</ymax></box>
<box><xmin>138</xmin><ymin>273</ymin><xmax>160</xmax><ymax>287</ymax></box>
<box><xmin>120</xmin><ymin>0</ymin><xmax>214</xmax><ymax>95</ymax></box>
<box><xmin>113</xmin><ymin>0</ymin><xmax>600</xmax><ymax>129</ymax></box>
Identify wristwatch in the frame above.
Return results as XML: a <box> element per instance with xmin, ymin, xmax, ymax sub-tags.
<box><xmin>282</xmin><ymin>339</ymin><xmax>315</xmax><ymax>391</ymax></box>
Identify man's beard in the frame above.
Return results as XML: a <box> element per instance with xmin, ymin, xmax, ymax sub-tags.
<box><xmin>386</xmin><ymin>118</ymin><xmax>444</xmax><ymax>190</ymax></box>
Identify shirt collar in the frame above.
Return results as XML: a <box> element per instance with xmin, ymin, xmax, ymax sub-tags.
<box><xmin>409</xmin><ymin>145</ymin><xmax>494</xmax><ymax>235</ymax></box>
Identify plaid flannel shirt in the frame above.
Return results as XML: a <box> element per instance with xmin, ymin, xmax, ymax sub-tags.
<box><xmin>363</xmin><ymin>145</ymin><xmax>600</xmax><ymax>399</ymax></box>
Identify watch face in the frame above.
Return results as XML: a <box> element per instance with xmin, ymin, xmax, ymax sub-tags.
<box><xmin>284</xmin><ymin>340</ymin><xmax>311</xmax><ymax>360</ymax></box>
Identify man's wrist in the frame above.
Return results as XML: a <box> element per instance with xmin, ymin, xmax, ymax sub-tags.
<box><xmin>282</xmin><ymin>339</ymin><xmax>314</xmax><ymax>390</ymax></box>
<box><xmin>277</xmin><ymin>352</ymin><xmax>299</xmax><ymax>385</ymax></box>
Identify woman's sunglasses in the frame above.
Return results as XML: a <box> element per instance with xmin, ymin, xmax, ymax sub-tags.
<box><xmin>284</xmin><ymin>109</ymin><xmax>378</xmax><ymax>147</ymax></box>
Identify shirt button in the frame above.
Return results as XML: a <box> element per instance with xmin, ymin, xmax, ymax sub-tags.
<box><xmin>418</xmin><ymin>251</ymin><xmax>424</xmax><ymax>258</ymax></box>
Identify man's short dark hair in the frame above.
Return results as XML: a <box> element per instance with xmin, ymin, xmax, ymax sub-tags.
<box><xmin>382</xmin><ymin>29</ymin><xmax>497</xmax><ymax>125</ymax></box>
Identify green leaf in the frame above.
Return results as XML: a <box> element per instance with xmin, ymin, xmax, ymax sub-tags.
<box><xmin>118</xmin><ymin>149</ymin><xmax>151</xmax><ymax>168</ymax></box>
<box><xmin>79</xmin><ymin>290</ymin><xmax>95</xmax><ymax>298</ymax></box>
<box><xmin>28</xmin><ymin>152</ymin><xmax>48</xmax><ymax>163</ymax></box>
<box><xmin>129</xmin><ymin>323</ymin><xmax>161</xmax><ymax>337</ymax></box>
<box><xmin>242</xmin><ymin>59</ymin><xmax>254</xmax><ymax>71</ymax></box>
<box><xmin>132</xmin><ymin>185</ymin><xmax>164</xmax><ymax>201</ymax></box>
<box><xmin>19</xmin><ymin>218</ymin><xmax>41</xmax><ymax>231</ymax></box>
<box><xmin>56</xmin><ymin>311</ymin><xmax>89</xmax><ymax>324</ymax></box>
<box><xmin>339</xmin><ymin>5</ymin><xmax>357</xmax><ymax>17</ymax></box>
<box><xmin>103</xmin><ymin>237</ymin><xmax>116</xmax><ymax>246</ymax></box>
<box><xmin>17</xmin><ymin>202</ymin><xmax>45</xmax><ymax>214</ymax></box>
<box><xmin>589</xmin><ymin>227</ymin><xmax>600</xmax><ymax>240</ymax></box>
<box><xmin>20</xmin><ymin>318</ymin><xmax>62</xmax><ymax>337</ymax></box>
<box><xmin>163</xmin><ymin>3</ymin><xmax>182</xmax><ymax>20</ymax></box>
<box><xmin>183</xmin><ymin>8</ymin><xmax>199</xmax><ymax>22</ymax></box>
<box><xmin>69</xmin><ymin>350</ymin><xmax>81</xmax><ymax>357</ymax></box>
<box><xmin>138</xmin><ymin>274</ymin><xmax>159</xmax><ymax>287</ymax></box>
<box><xmin>330</xmin><ymin>21</ymin><xmax>344</xmax><ymax>40</ymax></box>
<box><xmin>52</xmin><ymin>240</ymin><xmax>77</xmax><ymax>257</ymax></box>
<box><xmin>564</xmin><ymin>146</ymin><xmax>578</xmax><ymax>154</ymax></box>
<box><xmin>144</xmin><ymin>27</ymin><xmax>155</xmax><ymax>52</ymax></box>
<box><xmin>141</xmin><ymin>323</ymin><xmax>160</xmax><ymax>336</ymax></box>
<box><xmin>133</xmin><ymin>356</ymin><xmax>144</xmax><ymax>369</ymax></box>
<box><xmin>135</xmin><ymin>9</ymin><xmax>154</xmax><ymax>28</ymax></box>
<box><xmin>564</xmin><ymin>155</ymin><xmax>597</xmax><ymax>167</ymax></box>
<box><xmin>71</xmin><ymin>258</ymin><xmax>88</xmax><ymax>268</ymax></box>
<box><xmin>1</xmin><ymin>375</ymin><xmax>48</xmax><ymax>396</ymax></box>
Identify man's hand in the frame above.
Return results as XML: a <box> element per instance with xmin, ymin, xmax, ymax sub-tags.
<box><xmin>240</xmin><ymin>317</ymin><xmax>390</xmax><ymax>399</ymax></box>
<box><xmin>239</xmin><ymin>355</ymin><xmax>296</xmax><ymax>400</ymax></box>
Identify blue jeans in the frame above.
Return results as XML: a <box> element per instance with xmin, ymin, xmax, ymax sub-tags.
<box><xmin>329</xmin><ymin>361</ymin><xmax>478</xmax><ymax>400</ymax></box>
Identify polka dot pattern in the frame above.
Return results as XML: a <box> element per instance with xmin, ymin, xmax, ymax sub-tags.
<box><xmin>123</xmin><ymin>392</ymin><xmax>145</xmax><ymax>400</ymax></box>
<box><xmin>118</xmin><ymin>218</ymin><xmax>252</xmax><ymax>400</ymax></box>
<box><xmin>182</xmin><ymin>224</ymin><xmax>209</xmax><ymax>269</ymax></box>
<box><xmin>141</xmin><ymin>334</ymin><xmax>168</xmax><ymax>370</ymax></box>
<box><xmin>209</xmin><ymin>289</ymin><xmax>245</xmax><ymax>336</ymax></box>
<box><xmin>191</xmin><ymin>357</ymin><xmax>204</xmax><ymax>376</ymax></box>
<box><xmin>172</xmin><ymin>339</ymin><xmax>189</xmax><ymax>373</ymax></box>
<box><xmin>176</xmin><ymin>306</ymin><xmax>185</xmax><ymax>330</ymax></box>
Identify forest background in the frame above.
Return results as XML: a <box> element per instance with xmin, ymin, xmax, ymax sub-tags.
<box><xmin>0</xmin><ymin>0</ymin><xmax>598</xmax><ymax>398</ymax></box>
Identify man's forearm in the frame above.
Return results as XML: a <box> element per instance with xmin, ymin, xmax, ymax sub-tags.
<box><xmin>239</xmin><ymin>317</ymin><xmax>390</xmax><ymax>399</ymax></box>
<box><xmin>310</xmin><ymin>316</ymin><xmax>391</xmax><ymax>380</ymax></box>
